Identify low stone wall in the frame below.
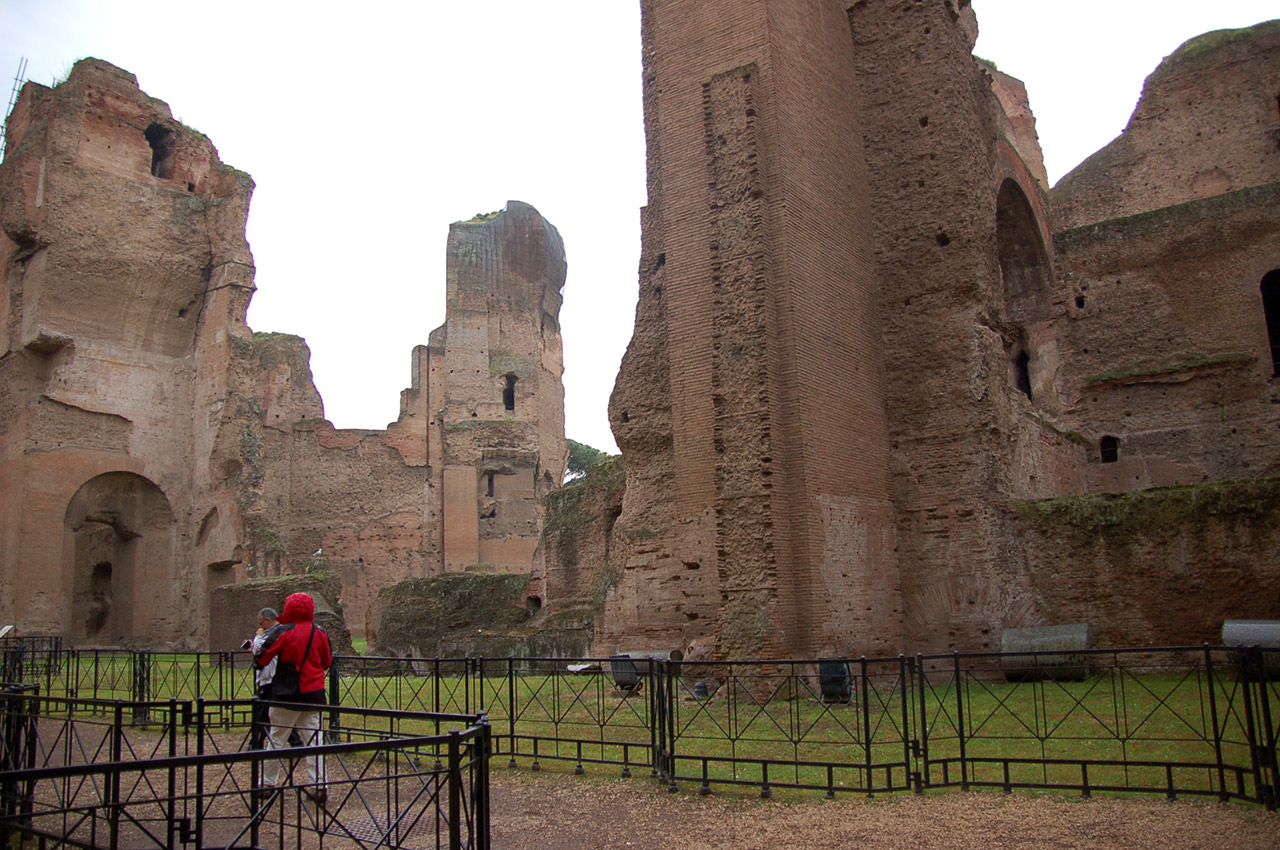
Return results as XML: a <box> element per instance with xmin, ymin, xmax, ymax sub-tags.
<box><xmin>208</xmin><ymin>564</ymin><xmax>354</xmax><ymax>655</ymax></box>
<box><xmin>1012</xmin><ymin>478</ymin><xmax>1280</xmax><ymax>647</ymax></box>
<box><xmin>374</xmin><ymin>573</ymin><xmax>592</xmax><ymax>658</ymax></box>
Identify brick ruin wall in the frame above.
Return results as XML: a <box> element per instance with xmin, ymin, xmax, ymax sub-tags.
<box><xmin>599</xmin><ymin>0</ymin><xmax>907</xmax><ymax>662</ymax></box>
<box><xmin>0</xmin><ymin>60</ymin><xmax>255</xmax><ymax>647</ymax></box>
<box><xmin>223</xmin><ymin>204</ymin><xmax>569</xmax><ymax>645</ymax></box>
<box><xmin>575</xmin><ymin>3</ymin><xmax>1280</xmax><ymax>659</ymax></box>
<box><xmin>1011</xmin><ymin>480</ymin><xmax>1280</xmax><ymax>647</ymax></box>
<box><xmin>0</xmin><ymin>60</ymin><xmax>566</xmax><ymax>648</ymax></box>
<box><xmin>4</xmin><ymin>10</ymin><xmax>1278</xmax><ymax>658</ymax></box>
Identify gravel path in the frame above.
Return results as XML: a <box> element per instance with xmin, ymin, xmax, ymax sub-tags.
<box><xmin>490</xmin><ymin>769</ymin><xmax>1280</xmax><ymax>849</ymax></box>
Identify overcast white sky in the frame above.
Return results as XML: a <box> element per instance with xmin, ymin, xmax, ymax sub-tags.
<box><xmin>2</xmin><ymin>1</ymin><xmax>1276</xmax><ymax>455</ymax></box>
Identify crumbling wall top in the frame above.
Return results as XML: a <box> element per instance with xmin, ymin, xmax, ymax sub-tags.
<box><xmin>1051</xmin><ymin>20</ymin><xmax>1280</xmax><ymax>230</ymax></box>
<box><xmin>445</xmin><ymin>200</ymin><xmax>566</xmax><ymax>322</ymax></box>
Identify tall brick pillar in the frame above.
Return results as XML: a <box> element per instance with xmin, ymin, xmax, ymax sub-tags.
<box><xmin>607</xmin><ymin>0</ymin><xmax>902</xmax><ymax>658</ymax></box>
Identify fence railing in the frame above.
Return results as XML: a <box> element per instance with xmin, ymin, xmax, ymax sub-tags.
<box><xmin>0</xmin><ymin>690</ymin><xmax>491</xmax><ymax>850</ymax></box>
<box><xmin>3</xmin><ymin>643</ymin><xmax>1276</xmax><ymax>807</ymax></box>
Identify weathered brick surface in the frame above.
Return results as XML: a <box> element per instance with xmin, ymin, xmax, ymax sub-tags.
<box><xmin>230</xmin><ymin>203</ymin><xmax>568</xmax><ymax>639</ymax></box>
<box><xmin>586</xmin><ymin>3</ymin><xmax>1280</xmax><ymax>659</ymax></box>
<box><xmin>0</xmin><ymin>60</ymin><xmax>255</xmax><ymax>647</ymax></box>
<box><xmin>1011</xmin><ymin>481</ymin><xmax>1280</xmax><ymax>646</ymax></box>
<box><xmin>0</xmin><ymin>61</ymin><xmax>566</xmax><ymax>647</ymax></box>
<box><xmin>1053</xmin><ymin>22</ymin><xmax>1280</xmax><ymax>231</ymax></box>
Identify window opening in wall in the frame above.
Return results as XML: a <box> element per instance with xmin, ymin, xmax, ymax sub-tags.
<box><xmin>1262</xmin><ymin>270</ymin><xmax>1280</xmax><ymax>375</ymax></box>
<box><xmin>1014</xmin><ymin>351</ymin><xmax>1032</xmax><ymax>400</ymax></box>
<box><xmin>527</xmin><ymin>596</ymin><xmax>542</xmax><ymax>613</ymax></box>
<box><xmin>1100</xmin><ymin>435</ymin><xmax>1119</xmax><ymax>464</ymax></box>
<box><xmin>87</xmin><ymin>561</ymin><xmax>113</xmax><ymax>635</ymax></box>
<box><xmin>503</xmin><ymin>374</ymin><xmax>517</xmax><ymax>412</ymax></box>
<box><xmin>144</xmin><ymin>123</ymin><xmax>175</xmax><ymax>179</ymax></box>
<box><xmin>485</xmin><ymin>472</ymin><xmax>495</xmax><ymax>498</ymax></box>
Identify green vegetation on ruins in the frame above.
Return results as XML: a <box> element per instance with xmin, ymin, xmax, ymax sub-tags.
<box><xmin>1084</xmin><ymin>351</ymin><xmax>1254</xmax><ymax>387</ymax></box>
<box><xmin>566</xmin><ymin>438</ymin><xmax>612</xmax><ymax>481</ymax></box>
<box><xmin>1013</xmin><ymin>477</ymin><xmax>1280</xmax><ymax>537</ymax></box>
<box><xmin>1166</xmin><ymin>20</ymin><xmax>1280</xmax><ymax>65</ymax></box>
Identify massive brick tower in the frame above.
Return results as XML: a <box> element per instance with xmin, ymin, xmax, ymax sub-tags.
<box><xmin>426</xmin><ymin>203</ymin><xmax>568</xmax><ymax>574</ymax></box>
<box><xmin>601</xmin><ymin>0</ymin><xmax>1081</xmax><ymax>659</ymax></box>
<box><xmin>606</xmin><ymin>0</ymin><xmax>908</xmax><ymax>659</ymax></box>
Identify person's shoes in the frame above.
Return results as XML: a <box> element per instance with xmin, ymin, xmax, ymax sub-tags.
<box><xmin>302</xmin><ymin>786</ymin><xmax>327</xmax><ymax>806</ymax></box>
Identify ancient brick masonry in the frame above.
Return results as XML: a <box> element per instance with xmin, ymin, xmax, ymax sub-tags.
<box><xmin>587</xmin><ymin>2</ymin><xmax>1280</xmax><ymax>658</ymax></box>
<box><xmin>603</xmin><ymin>0</ymin><xmax>904</xmax><ymax>660</ymax></box>
<box><xmin>0</xmin><ymin>59</ymin><xmax>567</xmax><ymax>646</ymax></box>
<box><xmin>237</xmin><ymin>202</ymin><xmax>568</xmax><ymax>641</ymax></box>
<box><xmin>0</xmin><ymin>60</ymin><xmax>255</xmax><ymax>646</ymax></box>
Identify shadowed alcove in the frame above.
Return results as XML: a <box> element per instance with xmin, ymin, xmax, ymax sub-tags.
<box><xmin>64</xmin><ymin>472</ymin><xmax>178</xmax><ymax>644</ymax></box>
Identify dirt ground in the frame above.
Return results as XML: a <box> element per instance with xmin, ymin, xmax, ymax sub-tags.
<box><xmin>489</xmin><ymin>769</ymin><xmax>1280</xmax><ymax>850</ymax></box>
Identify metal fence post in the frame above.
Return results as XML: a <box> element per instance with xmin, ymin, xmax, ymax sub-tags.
<box><xmin>665</xmin><ymin>659</ymin><xmax>678</xmax><ymax>792</ymax></box>
<box><xmin>328</xmin><ymin>662</ymin><xmax>341</xmax><ymax>743</ymax></box>
<box><xmin>863</xmin><ymin>657</ymin><xmax>874</xmax><ymax>796</ymax></box>
<box><xmin>476</xmin><ymin>712</ymin><xmax>492</xmax><ymax>850</ymax></box>
<box><xmin>954</xmin><ymin>652</ymin><xmax>967</xmax><ymax>791</ymax></box>
<box><xmin>194</xmin><ymin>699</ymin><xmax>206</xmax><ymax>848</ymax></box>
<box><xmin>647</xmin><ymin>661</ymin><xmax>661</xmax><ymax>778</ymax></box>
<box><xmin>1203</xmin><ymin>644</ymin><xmax>1228</xmax><ymax>802</ymax></box>
<box><xmin>507</xmin><ymin>658</ymin><xmax>518</xmax><ymax>768</ymax></box>
<box><xmin>1238</xmin><ymin>647</ymin><xmax>1267</xmax><ymax>806</ymax></box>
<box><xmin>1251</xmin><ymin>649</ymin><xmax>1278</xmax><ymax>810</ymax></box>
<box><xmin>916</xmin><ymin>653</ymin><xmax>929</xmax><ymax>792</ymax></box>
<box><xmin>447</xmin><ymin>730</ymin><xmax>462</xmax><ymax>850</ymax></box>
<box><xmin>898</xmin><ymin>655</ymin><xmax>912</xmax><ymax>794</ymax></box>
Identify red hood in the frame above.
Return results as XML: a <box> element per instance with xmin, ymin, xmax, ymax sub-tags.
<box><xmin>280</xmin><ymin>592</ymin><xmax>315</xmax><ymax>624</ymax></box>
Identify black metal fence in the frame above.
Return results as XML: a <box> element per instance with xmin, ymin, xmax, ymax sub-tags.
<box><xmin>0</xmin><ymin>691</ymin><xmax>491</xmax><ymax>850</ymax></box>
<box><xmin>3</xmin><ymin>643</ymin><xmax>1277</xmax><ymax>808</ymax></box>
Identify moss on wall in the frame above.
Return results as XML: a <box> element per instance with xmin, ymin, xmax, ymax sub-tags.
<box><xmin>374</xmin><ymin>573</ymin><xmax>536</xmax><ymax>657</ymax></box>
<box><xmin>1013</xmin><ymin>477</ymin><xmax>1280</xmax><ymax>540</ymax></box>
<box><xmin>1084</xmin><ymin>352</ymin><xmax>1254</xmax><ymax>387</ymax></box>
<box><xmin>1165</xmin><ymin>21</ymin><xmax>1280</xmax><ymax>66</ymax></box>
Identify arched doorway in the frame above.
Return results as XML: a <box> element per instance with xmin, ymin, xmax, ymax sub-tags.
<box><xmin>64</xmin><ymin>473</ymin><xmax>178</xmax><ymax>645</ymax></box>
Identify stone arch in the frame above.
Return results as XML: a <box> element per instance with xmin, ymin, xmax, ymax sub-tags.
<box><xmin>997</xmin><ymin>178</ymin><xmax>1054</xmax><ymax>407</ymax></box>
<box><xmin>64</xmin><ymin>472</ymin><xmax>178</xmax><ymax>645</ymax></box>
<box><xmin>996</xmin><ymin>178</ymin><xmax>1050</xmax><ymax>298</ymax></box>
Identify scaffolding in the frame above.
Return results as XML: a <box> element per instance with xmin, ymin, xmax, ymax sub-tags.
<box><xmin>1</xmin><ymin>57</ymin><xmax>29</xmax><ymax>161</ymax></box>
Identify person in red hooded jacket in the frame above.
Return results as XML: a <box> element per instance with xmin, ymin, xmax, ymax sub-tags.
<box><xmin>254</xmin><ymin>592</ymin><xmax>333</xmax><ymax>803</ymax></box>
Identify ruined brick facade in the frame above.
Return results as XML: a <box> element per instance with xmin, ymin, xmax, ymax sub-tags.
<box><xmin>0</xmin><ymin>60</ymin><xmax>566</xmax><ymax>647</ymax></box>
<box><xmin>5</xmin><ymin>7</ymin><xmax>1278</xmax><ymax>659</ymax></box>
<box><xmin>584</xmin><ymin>3</ymin><xmax>1280</xmax><ymax>659</ymax></box>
